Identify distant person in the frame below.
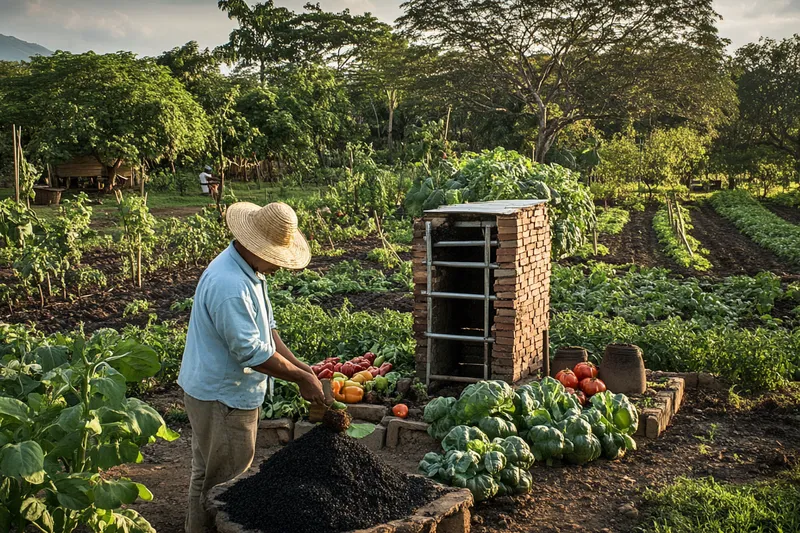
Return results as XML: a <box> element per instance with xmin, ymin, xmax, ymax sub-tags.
<box><xmin>198</xmin><ymin>165</ymin><xmax>220</xmax><ymax>197</ymax></box>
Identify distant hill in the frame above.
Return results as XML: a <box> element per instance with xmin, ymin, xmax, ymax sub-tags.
<box><xmin>0</xmin><ymin>34</ymin><xmax>52</xmax><ymax>62</ymax></box>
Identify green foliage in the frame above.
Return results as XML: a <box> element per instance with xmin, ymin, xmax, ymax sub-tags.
<box><xmin>113</xmin><ymin>194</ymin><xmax>156</xmax><ymax>286</ymax></box>
<box><xmin>550</xmin><ymin>311</ymin><xmax>800</xmax><ymax>391</ymax></box>
<box><xmin>405</xmin><ymin>148</ymin><xmax>596</xmax><ymax>257</ymax></box>
<box><xmin>0</xmin><ymin>325</ymin><xmax>178</xmax><ymax>533</ymax></box>
<box><xmin>596</xmin><ymin>207</ymin><xmax>631</xmax><ymax>236</ymax></box>
<box><xmin>366</xmin><ymin>247</ymin><xmax>410</xmax><ymax>269</ymax></box>
<box><xmin>123</xmin><ymin>300</ymin><xmax>151</xmax><ymax>318</ymax></box>
<box><xmin>274</xmin><ymin>301</ymin><xmax>415</xmax><ymax>372</ymax></box>
<box><xmin>735</xmin><ymin>36</ymin><xmax>800</xmax><ymax>173</ymax></box>
<box><xmin>711</xmin><ymin>190</ymin><xmax>800</xmax><ymax>264</ymax></box>
<box><xmin>551</xmin><ymin>263</ymin><xmax>788</xmax><ymax>328</ymax></box>
<box><xmin>151</xmin><ymin>208</ymin><xmax>230</xmax><ymax>271</ymax></box>
<box><xmin>0</xmin><ymin>51</ymin><xmax>210</xmax><ymax>173</ymax></box>
<box><xmin>640</xmin><ymin>467</ymin><xmax>800</xmax><ymax>533</ymax></box>
<box><xmin>262</xmin><ymin>379</ymin><xmax>308</xmax><ymax>420</ymax></box>
<box><xmin>652</xmin><ymin>205</ymin><xmax>712</xmax><ymax>271</ymax></box>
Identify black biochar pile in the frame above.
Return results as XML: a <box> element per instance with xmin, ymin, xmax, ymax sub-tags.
<box><xmin>219</xmin><ymin>425</ymin><xmax>442</xmax><ymax>533</ymax></box>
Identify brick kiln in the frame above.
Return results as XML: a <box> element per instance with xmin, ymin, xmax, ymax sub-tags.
<box><xmin>412</xmin><ymin>200</ymin><xmax>552</xmax><ymax>385</ymax></box>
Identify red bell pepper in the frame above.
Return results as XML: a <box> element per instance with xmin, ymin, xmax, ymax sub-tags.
<box><xmin>340</xmin><ymin>362</ymin><xmax>357</xmax><ymax>378</ymax></box>
<box><xmin>364</xmin><ymin>352</ymin><xmax>377</xmax><ymax>364</ymax></box>
<box><xmin>311</xmin><ymin>365</ymin><xmax>322</xmax><ymax>375</ymax></box>
<box><xmin>333</xmin><ymin>363</ymin><xmax>342</xmax><ymax>373</ymax></box>
<box><xmin>368</xmin><ymin>366</ymin><xmax>380</xmax><ymax>378</ymax></box>
<box><xmin>379</xmin><ymin>362</ymin><xmax>393</xmax><ymax>376</ymax></box>
<box><xmin>318</xmin><ymin>368</ymin><xmax>334</xmax><ymax>379</ymax></box>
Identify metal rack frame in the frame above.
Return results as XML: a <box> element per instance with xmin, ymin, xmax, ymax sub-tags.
<box><xmin>424</xmin><ymin>220</ymin><xmax>497</xmax><ymax>385</ymax></box>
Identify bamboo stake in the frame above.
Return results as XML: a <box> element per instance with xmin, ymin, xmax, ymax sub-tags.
<box><xmin>12</xmin><ymin>125</ymin><xmax>19</xmax><ymax>204</ymax></box>
<box><xmin>592</xmin><ymin>226</ymin><xmax>599</xmax><ymax>255</ymax></box>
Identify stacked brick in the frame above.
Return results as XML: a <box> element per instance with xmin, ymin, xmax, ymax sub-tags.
<box><xmin>492</xmin><ymin>204</ymin><xmax>551</xmax><ymax>382</ymax></box>
<box><xmin>412</xmin><ymin>204</ymin><xmax>551</xmax><ymax>384</ymax></box>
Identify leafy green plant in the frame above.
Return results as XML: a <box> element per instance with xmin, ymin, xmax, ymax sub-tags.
<box><xmin>640</xmin><ymin>467</ymin><xmax>800</xmax><ymax>532</ymax></box>
<box><xmin>0</xmin><ymin>325</ymin><xmax>178</xmax><ymax>533</ymax></box>
<box><xmin>170</xmin><ymin>298</ymin><xmax>194</xmax><ymax>312</ymax></box>
<box><xmin>262</xmin><ymin>380</ymin><xmax>308</xmax><ymax>420</ymax></box>
<box><xmin>595</xmin><ymin>207</ymin><xmax>630</xmax><ymax>236</ymax></box>
<box><xmin>123</xmin><ymin>299</ymin><xmax>151</xmax><ymax>317</ymax></box>
<box><xmin>113</xmin><ymin>193</ymin><xmax>156</xmax><ymax>287</ymax></box>
<box><xmin>711</xmin><ymin>190</ymin><xmax>800</xmax><ymax>264</ymax></box>
<box><xmin>405</xmin><ymin>148</ymin><xmax>596</xmax><ymax>257</ymax></box>
<box><xmin>652</xmin><ymin>205</ymin><xmax>712</xmax><ymax>271</ymax></box>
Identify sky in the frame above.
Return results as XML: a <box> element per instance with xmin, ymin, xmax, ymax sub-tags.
<box><xmin>0</xmin><ymin>0</ymin><xmax>798</xmax><ymax>57</ymax></box>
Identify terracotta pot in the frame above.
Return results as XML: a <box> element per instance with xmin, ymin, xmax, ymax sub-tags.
<box><xmin>550</xmin><ymin>346</ymin><xmax>589</xmax><ymax>377</ymax></box>
<box><xmin>598</xmin><ymin>344</ymin><xmax>646</xmax><ymax>394</ymax></box>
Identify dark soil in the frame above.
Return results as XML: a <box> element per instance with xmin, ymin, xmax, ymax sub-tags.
<box><xmin>564</xmin><ymin>203</ymin><xmax>800</xmax><ymax>280</ymax></box>
<box><xmin>688</xmin><ymin>203</ymin><xmax>800</xmax><ymax>279</ymax></box>
<box><xmin>577</xmin><ymin>205</ymin><xmax>683</xmax><ymax>273</ymax></box>
<box><xmin>219</xmin><ymin>426</ymin><xmax>442</xmax><ymax>533</ymax></box>
<box><xmin>313</xmin><ymin>290</ymin><xmax>412</xmax><ymax>313</ymax></box>
<box><xmin>763</xmin><ymin>201</ymin><xmax>800</xmax><ymax>226</ymax></box>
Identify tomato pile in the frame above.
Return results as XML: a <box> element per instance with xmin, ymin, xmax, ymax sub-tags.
<box><xmin>555</xmin><ymin>362</ymin><xmax>607</xmax><ymax>406</ymax></box>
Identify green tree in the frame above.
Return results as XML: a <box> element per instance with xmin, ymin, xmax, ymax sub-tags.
<box><xmin>735</xmin><ymin>35</ymin><xmax>800</xmax><ymax>167</ymax></box>
<box><xmin>0</xmin><ymin>52</ymin><xmax>210</xmax><ymax>189</ymax></box>
<box><xmin>398</xmin><ymin>0</ymin><xmax>735</xmax><ymax>162</ymax></box>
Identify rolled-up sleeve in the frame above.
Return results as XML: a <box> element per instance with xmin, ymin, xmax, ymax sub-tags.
<box><xmin>211</xmin><ymin>294</ymin><xmax>274</xmax><ymax>368</ymax></box>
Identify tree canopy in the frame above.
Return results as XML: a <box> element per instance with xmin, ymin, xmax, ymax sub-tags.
<box><xmin>0</xmin><ymin>51</ymin><xmax>210</xmax><ymax>180</ymax></box>
<box><xmin>398</xmin><ymin>0</ymin><xmax>736</xmax><ymax>161</ymax></box>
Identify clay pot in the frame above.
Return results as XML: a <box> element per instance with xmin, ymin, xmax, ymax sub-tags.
<box><xmin>550</xmin><ymin>346</ymin><xmax>589</xmax><ymax>377</ymax></box>
<box><xmin>598</xmin><ymin>344</ymin><xmax>646</xmax><ymax>394</ymax></box>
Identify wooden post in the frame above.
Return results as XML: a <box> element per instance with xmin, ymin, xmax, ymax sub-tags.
<box><xmin>592</xmin><ymin>226</ymin><xmax>599</xmax><ymax>255</ymax></box>
<box><xmin>12</xmin><ymin>125</ymin><xmax>19</xmax><ymax>204</ymax></box>
<box><xmin>444</xmin><ymin>105</ymin><xmax>452</xmax><ymax>148</ymax></box>
<box><xmin>216</xmin><ymin>130</ymin><xmax>225</xmax><ymax>215</ymax></box>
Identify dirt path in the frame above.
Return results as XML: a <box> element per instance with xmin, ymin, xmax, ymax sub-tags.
<box><xmin>689</xmin><ymin>203</ymin><xmax>800</xmax><ymax>279</ymax></box>
<box><xmin>763</xmin><ymin>201</ymin><xmax>800</xmax><ymax>226</ymax></box>
<box><xmin>121</xmin><ymin>389</ymin><xmax>800</xmax><ymax>533</ymax></box>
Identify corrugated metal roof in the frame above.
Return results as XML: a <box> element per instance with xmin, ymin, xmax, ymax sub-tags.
<box><xmin>424</xmin><ymin>199</ymin><xmax>547</xmax><ymax>215</ymax></box>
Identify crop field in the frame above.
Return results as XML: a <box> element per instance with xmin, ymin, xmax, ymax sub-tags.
<box><xmin>2</xmin><ymin>1</ymin><xmax>800</xmax><ymax>532</ymax></box>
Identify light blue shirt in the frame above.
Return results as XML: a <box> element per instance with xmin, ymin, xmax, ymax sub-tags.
<box><xmin>178</xmin><ymin>242</ymin><xmax>277</xmax><ymax>410</ymax></box>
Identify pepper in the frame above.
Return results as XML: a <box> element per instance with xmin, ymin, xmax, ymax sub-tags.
<box><xmin>363</xmin><ymin>352</ymin><xmax>377</xmax><ymax>364</ymax></box>
<box><xmin>333</xmin><ymin>363</ymin><xmax>342</xmax><ymax>373</ymax></box>
<box><xmin>317</xmin><ymin>368</ymin><xmax>334</xmax><ymax>380</ymax></box>
<box><xmin>340</xmin><ymin>362</ymin><xmax>357</xmax><ymax>378</ymax></box>
<box><xmin>368</xmin><ymin>366</ymin><xmax>380</xmax><ymax>378</ymax></box>
<box><xmin>332</xmin><ymin>372</ymin><xmax>348</xmax><ymax>380</ymax></box>
<box><xmin>331</xmin><ymin>401</ymin><xmax>347</xmax><ymax>411</ymax></box>
<box><xmin>342</xmin><ymin>386</ymin><xmax>364</xmax><ymax>403</ymax></box>
<box><xmin>343</xmin><ymin>380</ymin><xmax>363</xmax><ymax>389</ymax></box>
<box><xmin>373</xmin><ymin>355</ymin><xmax>385</xmax><ymax>367</ymax></box>
<box><xmin>352</xmin><ymin>370</ymin><xmax>374</xmax><ymax>384</ymax></box>
<box><xmin>332</xmin><ymin>380</ymin><xmax>345</xmax><ymax>402</ymax></box>
<box><xmin>379</xmin><ymin>362</ymin><xmax>393</xmax><ymax>376</ymax></box>
<box><xmin>373</xmin><ymin>376</ymin><xmax>389</xmax><ymax>392</ymax></box>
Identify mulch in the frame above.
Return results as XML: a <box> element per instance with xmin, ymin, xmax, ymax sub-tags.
<box><xmin>219</xmin><ymin>426</ymin><xmax>442</xmax><ymax>533</ymax></box>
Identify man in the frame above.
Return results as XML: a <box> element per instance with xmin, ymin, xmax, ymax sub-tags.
<box><xmin>178</xmin><ymin>201</ymin><xmax>325</xmax><ymax>533</ymax></box>
<box><xmin>198</xmin><ymin>165</ymin><xmax>219</xmax><ymax>197</ymax></box>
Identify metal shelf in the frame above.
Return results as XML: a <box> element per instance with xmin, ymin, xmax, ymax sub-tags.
<box><xmin>429</xmin><ymin>261</ymin><xmax>499</xmax><ymax>269</ymax></box>
<box><xmin>425</xmin><ymin>220</ymin><xmax>496</xmax><ymax>385</ymax></box>
<box><xmin>422</xmin><ymin>291</ymin><xmax>497</xmax><ymax>301</ymax></box>
<box><xmin>433</xmin><ymin>240</ymin><xmax>498</xmax><ymax>247</ymax></box>
<box><xmin>425</xmin><ymin>332</ymin><xmax>495</xmax><ymax>343</ymax></box>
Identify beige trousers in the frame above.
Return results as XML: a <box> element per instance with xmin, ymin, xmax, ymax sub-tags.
<box><xmin>184</xmin><ymin>393</ymin><xmax>259</xmax><ymax>533</ymax></box>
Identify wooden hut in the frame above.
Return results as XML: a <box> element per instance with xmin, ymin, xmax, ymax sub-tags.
<box><xmin>54</xmin><ymin>156</ymin><xmax>133</xmax><ymax>189</ymax></box>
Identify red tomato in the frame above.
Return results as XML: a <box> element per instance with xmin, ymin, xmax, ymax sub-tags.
<box><xmin>573</xmin><ymin>362</ymin><xmax>598</xmax><ymax>381</ymax></box>
<box><xmin>392</xmin><ymin>404</ymin><xmax>409</xmax><ymax>418</ymax></box>
<box><xmin>575</xmin><ymin>390</ymin><xmax>588</xmax><ymax>406</ymax></box>
<box><xmin>555</xmin><ymin>369</ymin><xmax>579</xmax><ymax>389</ymax></box>
<box><xmin>580</xmin><ymin>377</ymin><xmax>607</xmax><ymax>396</ymax></box>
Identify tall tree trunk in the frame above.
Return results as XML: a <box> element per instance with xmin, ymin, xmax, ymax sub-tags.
<box><xmin>387</xmin><ymin>90</ymin><xmax>397</xmax><ymax>150</ymax></box>
<box><xmin>103</xmin><ymin>160</ymin><xmax>123</xmax><ymax>192</ymax></box>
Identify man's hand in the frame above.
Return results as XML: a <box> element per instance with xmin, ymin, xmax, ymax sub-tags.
<box><xmin>298</xmin><ymin>372</ymin><xmax>325</xmax><ymax>405</ymax></box>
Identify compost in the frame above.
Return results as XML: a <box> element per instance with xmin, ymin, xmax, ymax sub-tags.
<box><xmin>219</xmin><ymin>425</ymin><xmax>442</xmax><ymax>533</ymax></box>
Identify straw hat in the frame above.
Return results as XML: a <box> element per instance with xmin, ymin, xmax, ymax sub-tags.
<box><xmin>226</xmin><ymin>202</ymin><xmax>311</xmax><ymax>270</ymax></box>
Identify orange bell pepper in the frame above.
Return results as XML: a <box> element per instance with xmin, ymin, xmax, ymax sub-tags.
<box><xmin>342</xmin><ymin>386</ymin><xmax>364</xmax><ymax>404</ymax></box>
<box><xmin>332</xmin><ymin>380</ymin><xmax>346</xmax><ymax>402</ymax></box>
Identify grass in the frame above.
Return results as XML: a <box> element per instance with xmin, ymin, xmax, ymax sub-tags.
<box><xmin>0</xmin><ymin>182</ymin><xmax>325</xmax><ymax>224</ymax></box>
<box><xmin>639</xmin><ymin>466</ymin><xmax>800</xmax><ymax>532</ymax></box>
